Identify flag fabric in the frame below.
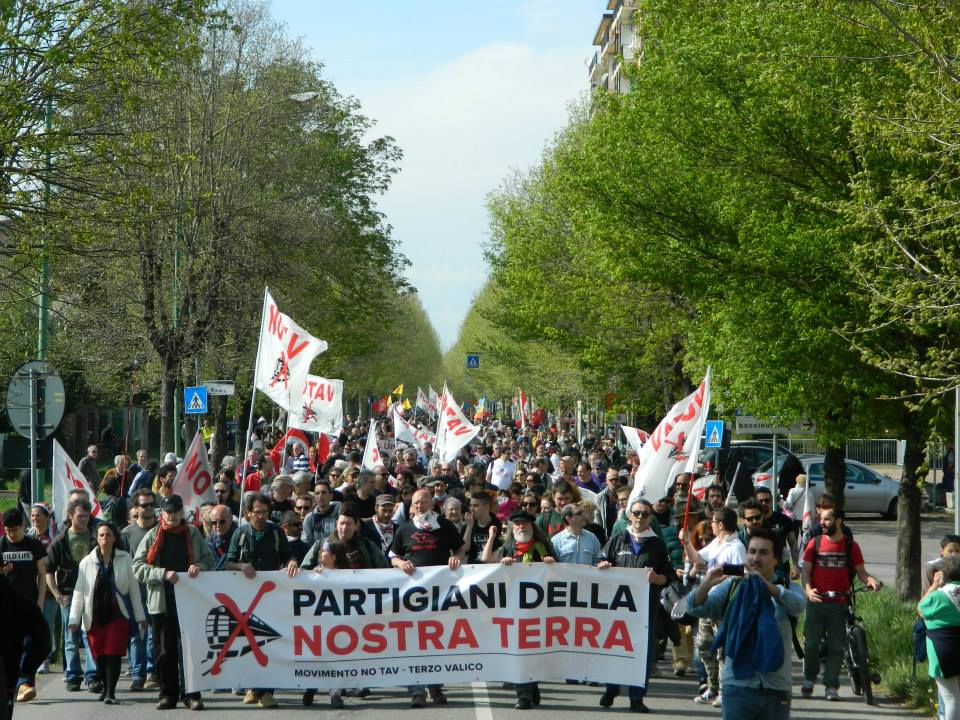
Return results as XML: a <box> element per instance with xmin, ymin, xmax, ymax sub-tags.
<box><xmin>52</xmin><ymin>440</ymin><xmax>102</xmax><ymax>522</ymax></box>
<box><xmin>288</xmin><ymin>375</ymin><xmax>343</xmax><ymax>435</ymax></box>
<box><xmin>254</xmin><ymin>289</ymin><xmax>328</xmax><ymax>411</ymax></box>
<box><xmin>268</xmin><ymin>428</ymin><xmax>310</xmax><ymax>477</ymax></box>
<box><xmin>725</xmin><ymin>462</ymin><xmax>741</xmax><ymax>508</ymax></box>
<box><xmin>628</xmin><ymin>368</ymin><xmax>712</xmax><ymax>505</ymax></box>
<box><xmin>172</xmin><ymin>433</ymin><xmax>215</xmax><ymax>525</ymax></box>
<box><xmin>800</xmin><ymin>479</ymin><xmax>816</xmax><ymax>537</ymax></box>
<box><xmin>372</xmin><ymin>395</ymin><xmax>389</xmax><ymax>414</ymax></box>
<box><xmin>434</xmin><ymin>387</ymin><xmax>481</xmax><ymax>463</ymax></box>
<box><xmin>362</xmin><ymin>420</ymin><xmax>383</xmax><ymax>469</ymax></box>
<box><xmin>393</xmin><ymin>404</ymin><xmax>437</xmax><ymax>448</ymax></box>
<box><xmin>691</xmin><ymin>474</ymin><xmax>714</xmax><ymax>501</ymax></box>
<box><xmin>416</xmin><ymin>387</ymin><xmax>428</xmax><ymax>411</ymax></box>
<box><xmin>392</xmin><ymin>384</ymin><xmax>404</xmax><ymax>396</ymax></box>
<box><xmin>474</xmin><ymin>396</ymin><xmax>487</xmax><ymax>421</ymax></box>
<box><xmin>428</xmin><ymin>385</ymin><xmax>439</xmax><ymax>415</ymax></box>
<box><xmin>402</xmin><ymin>398</ymin><xmax>412</xmax><ymax>411</ymax></box>
<box><xmin>518</xmin><ymin>388</ymin><xmax>530</xmax><ymax>428</ymax></box>
<box><xmin>620</xmin><ymin>425</ymin><xmax>650</xmax><ymax>454</ymax></box>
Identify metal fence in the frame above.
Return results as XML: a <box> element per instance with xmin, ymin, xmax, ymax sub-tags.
<box><xmin>775</xmin><ymin>437</ymin><xmax>903</xmax><ymax>465</ymax></box>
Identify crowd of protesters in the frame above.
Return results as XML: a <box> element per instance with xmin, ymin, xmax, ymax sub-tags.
<box><xmin>1</xmin><ymin>410</ymin><xmax>959</xmax><ymax>720</ymax></box>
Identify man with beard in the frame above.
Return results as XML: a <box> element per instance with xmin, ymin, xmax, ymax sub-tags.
<box><xmin>304</xmin><ymin>480</ymin><xmax>341</xmax><ymax>545</ymax></box>
<box><xmin>121</xmin><ymin>491</ymin><xmax>158</xmax><ymax>689</ymax></box>
<box><xmin>487</xmin><ymin>510</ymin><xmax>556</xmax><ymax>710</ymax></box>
<box><xmin>361</xmin><ymin>495</ymin><xmax>397</xmax><ymax>557</ymax></box>
<box><xmin>389</xmin><ymin>489</ymin><xmax>465</xmax><ymax>708</ymax></box>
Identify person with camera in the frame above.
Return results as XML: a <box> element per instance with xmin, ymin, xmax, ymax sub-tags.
<box><xmin>684</xmin><ymin>528</ymin><xmax>806</xmax><ymax>719</ymax></box>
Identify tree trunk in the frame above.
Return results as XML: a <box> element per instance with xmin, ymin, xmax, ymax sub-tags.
<box><xmin>822</xmin><ymin>445</ymin><xmax>846</xmax><ymax>508</ymax></box>
<box><xmin>212</xmin><ymin>395</ymin><xmax>228</xmax><ymax>470</ymax></box>
<box><xmin>896</xmin><ymin>431</ymin><xmax>924</xmax><ymax>601</ymax></box>
<box><xmin>159</xmin><ymin>351</ymin><xmax>176</xmax><ymax>456</ymax></box>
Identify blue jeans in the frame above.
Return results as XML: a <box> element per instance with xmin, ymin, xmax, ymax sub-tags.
<box><xmin>41</xmin><ymin>596</ymin><xmax>58</xmax><ymax>662</ymax></box>
<box><xmin>722</xmin><ymin>685</ymin><xmax>791</xmax><ymax>720</ymax></box>
<box><xmin>60</xmin><ymin>602</ymin><xmax>96</xmax><ymax>682</ymax></box>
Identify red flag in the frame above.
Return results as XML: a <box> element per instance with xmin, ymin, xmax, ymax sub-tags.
<box><xmin>372</xmin><ymin>395</ymin><xmax>389</xmax><ymax>414</ymax></box>
<box><xmin>269</xmin><ymin>428</ymin><xmax>310</xmax><ymax>475</ymax></box>
<box><xmin>316</xmin><ymin>433</ymin><xmax>331</xmax><ymax>466</ymax></box>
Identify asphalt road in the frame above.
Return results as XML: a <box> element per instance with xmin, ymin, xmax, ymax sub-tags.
<box><xmin>14</xmin><ymin>512</ymin><xmax>946</xmax><ymax>720</ymax></box>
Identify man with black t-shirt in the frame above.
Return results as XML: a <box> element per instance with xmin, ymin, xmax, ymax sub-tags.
<box><xmin>754</xmin><ymin>486</ymin><xmax>799</xmax><ymax>579</ymax></box>
<box><xmin>462</xmin><ymin>491</ymin><xmax>501</xmax><ymax>563</ymax></box>
<box><xmin>1</xmin><ymin>509</ymin><xmax>47</xmax><ymax>703</ymax></box>
<box><xmin>226</xmin><ymin>495</ymin><xmax>299</xmax><ymax>709</ymax></box>
<box><xmin>389</xmin><ymin>489</ymin><xmax>465</xmax><ymax>708</ymax></box>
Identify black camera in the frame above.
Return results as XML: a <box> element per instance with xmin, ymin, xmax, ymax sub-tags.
<box><xmin>721</xmin><ymin>563</ymin><xmax>745</xmax><ymax>576</ymax></box>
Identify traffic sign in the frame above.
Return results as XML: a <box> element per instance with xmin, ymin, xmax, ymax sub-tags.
<box><xmin>184</xmin><ymin>386</ymin><xmax>208</xmax><ymax>414</ymax></box>
<box><xmin>734</xmin><ymin>415</ymin><xmax>815</xmax><ymax>436</ymax></box>
<box><xmin>466</xmin><ymin>354</ymin><xmax>480</xmax><ymax>369</ymax></box>
<box><xmin>6</xmin><ymin>360</ymin><xmax>65</xmax><ymax>439</ymax></box>
<box><xmin>201</xmin><ymin>380</ymin><xmax>235</xmax><ymax>396</ymax></box>
<box><xmin>705</xmin><ymin>420</ymin><xmax>724</xmax><ymax>448</ymax></box>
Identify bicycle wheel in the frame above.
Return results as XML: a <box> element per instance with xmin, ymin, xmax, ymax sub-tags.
<box><xmin>848</xmin><ymin>625</ymin><xmax>874</xmax><ymax>705</ymax></box>
<box><xmin>844</xmin><ymin>639</ymin><xmax>862</xmax><ymax>696</ymax></box>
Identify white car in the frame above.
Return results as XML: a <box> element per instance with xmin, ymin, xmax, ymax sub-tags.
<box><xmin>799</xmin><ymin>455</ymin><xmax>901</xmax><ymax>518</ymax></box>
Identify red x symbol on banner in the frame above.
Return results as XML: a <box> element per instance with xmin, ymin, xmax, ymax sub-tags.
<box><xmin>209</xmin><ymin>581</ymin><xmax>276</xmax><ymax>675</ymax></box>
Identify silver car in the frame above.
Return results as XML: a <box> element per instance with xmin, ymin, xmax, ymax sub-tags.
<box><xmin>800</xmin><ymin>455</ymin><xmax>901</xmax><ymax>518</ymax></box>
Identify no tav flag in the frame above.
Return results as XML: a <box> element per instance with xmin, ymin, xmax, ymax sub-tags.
<box><xmin>173</xmin><ymin>433</ymin><xmax>215</xmax><ymax>524</ymax></box>
<box><xmin>435</xmin><ymin>387</ymin><xmax>481</xmax><ymax>463</ymax></box>
<box><xmin>254</xmin><ymin>289</ymin><xmax>328</xmax><ymax>411</ymax></box>
<box><xmin>628</xmin><ymin>368</ymin><xmax>712</xmax><ymax>505</ymax></box>
<box><xmin>52</xmin><ymin>440</ymin><xmax>102</xmax><ymax>522</ymax></box>
<box><xmin>288</xmin><ymin>375</ymin><xmax>344</xmax><ymax>436</ymax></box>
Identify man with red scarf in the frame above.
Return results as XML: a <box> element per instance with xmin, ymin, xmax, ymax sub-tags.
<box><xmin>133</xmin><ymin>495</ymin><xmax>213</xmax><ymax>710</ymax></box>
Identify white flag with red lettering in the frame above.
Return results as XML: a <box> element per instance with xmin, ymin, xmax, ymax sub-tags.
<box><xmin>289</xmin><ymin>375</ymin><xmax>343</xmax><ymax>435</ymax></box>
<box><xmin>416</xmin><ymin>387</ymin><xmax>429</xmax><ymax>412</ymax></box>
<box><xmin>628</xmin><ymin>368</ymin><xmax>712</xmax><ymax>505</ymax></box>
<box><xmin>620</xmin><ymin>425</ymin><xmax>650</xmax><ymax>454</ymax></box>
<box><xmin>52</xmin><ymin>440</ymin><xmax>102</xmax><ymax>522</ymax></box>
<box><xmin>172</xmin><ymin>433</ymin><xmax>215</xmax><ymax>524</ymax></box>
<box><xmin>362</xmin><ymin>420</ymin><xmax>383</xmax><ymax>469</ymax></box>
<box><xmin>254</xmin><ymin>289</ymin><xmax>328</xmax><ymax>411</ymax></box>
<box><xmin>435</xmin><ymin>387</ymin><xmax>481</xmax><ymax>463</ymax></box>
<box><xmin>393</xmin><ymin>404</ymin><xmax>437</xmax><ymax>449</ymax></box>
<box><xmin>427</xmin><ymin>385</ymin><xmax>439</xmax><ymax>416</ymax></box>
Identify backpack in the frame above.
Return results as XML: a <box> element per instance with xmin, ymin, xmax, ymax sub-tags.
<box><xmin>236</xmin><ymin>523</ymin><xmax>281</xmax><ymax>563</ymax></box>
<box><xmin>812</xmin><ymin>534</ymin><xmax>855</xmax><ymax>582</ymax></box>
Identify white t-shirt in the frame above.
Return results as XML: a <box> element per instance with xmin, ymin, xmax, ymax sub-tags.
<box><xmin>489</xmin><ymin>457</ymin><xmax>517</xmax><ymax>490</ymax></box>
<box><xmin>699</xmin><ymin>533</ymin><xmax>747</xmax><ymax>570</ymax></box>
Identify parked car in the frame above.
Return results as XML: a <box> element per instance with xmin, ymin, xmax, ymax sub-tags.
<box><xmin>794</xmin><ymin>455</ymin><xmax>901</xmax><ymax>519</ymax></box>
<box><xmin>700</xmin><ymin>441</ymin><xmax>798</xmax><ymax>502</ymax></box>
<box><xmin>750</xmin><ymin>451</ymin><xmax>807</xmax><ymax>499</ymax></box>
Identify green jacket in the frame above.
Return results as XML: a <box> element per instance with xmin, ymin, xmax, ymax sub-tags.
<box><xmin>132</xmin><ymin>524</ymin><xmax>214</xmax><ymax>615</ymax></box>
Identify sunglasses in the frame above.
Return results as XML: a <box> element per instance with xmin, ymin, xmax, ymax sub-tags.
<box><xmin>139</xmin><ymin>504</ymin><xmax>155</xmax><ymax>509</ymax></box>
<box><xmin>631</xmin><ymin>511</ymin><xmax>652</xmax><ymax>518</ymax></box>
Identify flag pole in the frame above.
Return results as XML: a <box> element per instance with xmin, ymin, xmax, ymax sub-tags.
<box><xmin>242</xmin><ymin>287</ymin><xmax>269</xmax><ymax>481</ymax></box>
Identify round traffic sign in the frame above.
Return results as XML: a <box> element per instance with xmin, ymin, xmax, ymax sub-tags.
<box><xmin>5</xmin><ymin>360</ymin><xmax>65</xmax><ymax>439</ymax></box>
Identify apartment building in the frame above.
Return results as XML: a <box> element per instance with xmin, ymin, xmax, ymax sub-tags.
<box><xmin>588</xmin><ymin>0</ymin><xmax>640</xmax><ymax>95</ymax></box>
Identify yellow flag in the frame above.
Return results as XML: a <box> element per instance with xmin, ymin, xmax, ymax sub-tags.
<box><xmin>392</xmin><ymin>384</ymin><xmax>404</xmax><ymax>396</ymax></box>
<box><xmin>402</xmin><ymin>398</ymin><xmax>412</xmax><ymax>411</ymax></box>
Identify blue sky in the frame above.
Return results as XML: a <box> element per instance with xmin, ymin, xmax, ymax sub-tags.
<box><xmin>270</xmin><ymin>1</ymin><xmax>602</xmax><ymax>348</ymax></box>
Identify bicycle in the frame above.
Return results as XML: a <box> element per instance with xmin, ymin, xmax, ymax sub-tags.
<box><xmin>822</xmin><ymin>585</ymin><xmax>881</xmax><ymax>705</ymax></box>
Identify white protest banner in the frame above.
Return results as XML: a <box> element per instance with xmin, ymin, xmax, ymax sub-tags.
<box><xmin>434</xmin><ymin>388</ymin><xmax>481</xmax><ymax>463</ymax></box>
<box><xmin>254</xmin><ymin>289</ymin><xmax>328</xmax><ymax>411</ymax></box>
<box><xmin>427</xmin><ymin>385</ymin><xmax>439</xmax><ymax>416</ymax></box>
<box><xmin>629</xmin><ymin>368</ymin><xmax>711</xmax><ymax>505</ymax></box>
<box><xmin>52</xmin><ymin>440</ymin><xmax>102</xmax><ymax>521</ymax></box>
<box><xmin>416</xmin><ymin>386</ymin><xmax>428</xmax><ymax>412</ymax></box>
<box><xmin>289</xmin><ymin>375</ymin><xmax>343</xmax><ymax>435</ymax></box>
<box><xmin>620</xmin><ymin>425</ymin><xmax>650</xmax><ymax>454</ymax></box>
<box><xmin>174</xmin><ymin>563</ymin><xmax>649</xmax><ymax>692</ymax></box>
<box><xmin>361</xmin><ymin>420</ymin><xmax>383</xmax><ymax>469</ymax></box>
<box><xmin>393</xmin><ymin>404</ymin><xmax>436</xmax><ymax>449</ymax></box>
<box><xmin>172</xmin><ymin>432</ymin><xmax>215</xmax><ymax>524</ymax></box>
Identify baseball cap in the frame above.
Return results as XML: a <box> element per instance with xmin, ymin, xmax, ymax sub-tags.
<box><xmin>375</xmin><ymin>494</ymin><xmax>396</xmax><ymax>507</ymax></box>
<box><xmin>161</xmin><ymin>494</ymin><xmax>184</xmax><ymax>513</ymax></box>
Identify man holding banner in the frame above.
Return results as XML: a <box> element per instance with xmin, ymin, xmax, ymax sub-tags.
<box><xmin>388</xmin><ymin>488</ymin><xmax>466</xmax><ymax>708</ymax></box>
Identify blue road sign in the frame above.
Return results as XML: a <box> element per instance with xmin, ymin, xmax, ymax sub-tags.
<box><xmin>705</xmin><ymin>420</ymin><xmax>724</xmax><ymax>448</ymax></box>
<box><xmin>466</xmin><ymin>354</ymin><xmax>480</xmax><ymax>369</ymax></box>
<box><xmin>184</xmin><ymin>386</ymin><xmax>208</xmax><ymax>414</ymax></box>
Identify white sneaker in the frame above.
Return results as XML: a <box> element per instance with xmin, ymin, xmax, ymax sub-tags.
<box><xmin>694</xmin><ymin>689</ymin><xmax>718</xmax><ymax>704</ymax></box>
<box><xmin>36</xmin><ymin>661</ymin><xmax>50</xmax><ymax>675</ymax></box>
<box><xmin>712</xmin><ymin>693</ymin><xmax>722</xmax><ymax>707</ymax></box>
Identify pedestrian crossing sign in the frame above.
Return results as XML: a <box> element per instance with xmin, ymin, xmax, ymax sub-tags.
<box><xmin>184</xmin><ymin>386</ymin><xmax>208</xmax><ymax>414</ymax></box>
<box><xmin>705</xmin><ymin>420</ymin><xmax>724</xmax><ymax>448</ymax></box>
<box><xmin>466</xmin><ymin>354</ymin><xmax>480</xmax><ymax>369</ymax></box>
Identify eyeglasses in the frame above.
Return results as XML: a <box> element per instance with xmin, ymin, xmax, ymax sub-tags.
<box><xmin>744</xmin><ymin>514</ymin><xmax>763</xmax><ymax>523</ymax></box>
<box><xmin>631</xmin><ymin>511</ymin><xmax>651</xmax><ymax>518</ymax></box>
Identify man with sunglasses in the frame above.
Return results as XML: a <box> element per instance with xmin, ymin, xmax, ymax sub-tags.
<box><xmin>598</xmin><ymin>499</ymin><xmax>673</xmax><ymax>713</ymax></box>
<box><xmin>205</xmin><ymin>505</ymin><xmax>237</xmax><ymax>571</ymax></box>
<box><xmin>753</xmin><ymin>487</ymin><xmax>799</xmax><ymax>581</ymax></box>
<box><xmin>551</xmin><ymin>504</ymin><xmax>602</xmax><ymax>565</ymax></box>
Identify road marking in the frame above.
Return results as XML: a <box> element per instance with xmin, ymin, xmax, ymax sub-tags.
<box><xmin>471</xmin><ymin>681</ymin><xmax>495</xmax><ymax>720</ymax></box>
